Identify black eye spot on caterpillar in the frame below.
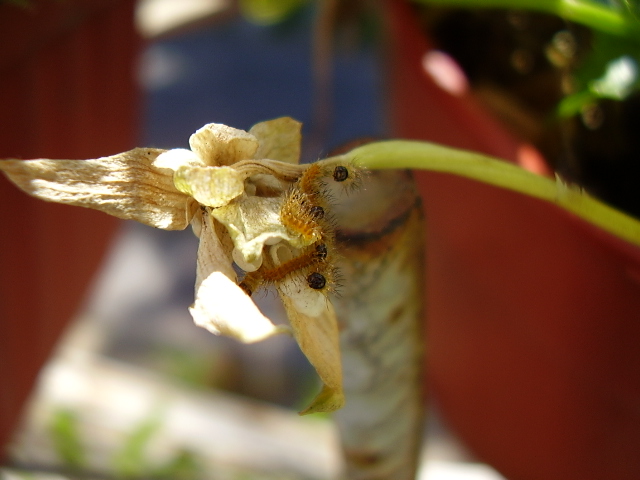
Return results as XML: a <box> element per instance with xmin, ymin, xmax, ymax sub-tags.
<box><xmin>333</xmin><ymin>165</ymin><xmax>349</xmax><ymax>182</ymax></box>
<box><xmin>240</xmin><ymin>241</ymin><xmax>333</xmax><ymax>295</ymax></box>
<box><xmin>307</xmin><ymin>272</ymin><xmax>326</xmax><ymax>290</ymax></box>
<box><xmin>314</xmin><ymin>243</ymin><xmax>328</xmax><ymax>260</ymax></box>
<box><xmin>310</xmin><ymin>205</ymin><xmax>325</xmax><ymax>219</ymax></box>
<box><xmin>323</xmin><ymin>161</ymin><xmax>365</xmax><ymax>195</ymax></box>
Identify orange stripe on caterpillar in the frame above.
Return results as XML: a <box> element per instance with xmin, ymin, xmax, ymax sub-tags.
<box><xmin>280</xmin><ymin>188</ymin><xmax>326</xmax><ymax>244</ymax></box>
<box><xmin>298</xmin><ymin>163</ymin><xmax>325</xmax><ymax>198</ymax></box>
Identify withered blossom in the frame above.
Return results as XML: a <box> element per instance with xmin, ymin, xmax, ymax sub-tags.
<box><xmin>0</xmin><ymin>117</ymin><xmax>344</xmax><ymax>414</ymax></box>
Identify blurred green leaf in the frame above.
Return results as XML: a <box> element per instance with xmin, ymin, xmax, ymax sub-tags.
<box><xmin>578</xmin><ymin>31</ymin><xmax>639</xmax><ymax>86</ymax></box>
<box><xmin>239</xmin><ymin>0</ymin><xmax>308</xmax><ymax>25</ymax></box>
<box><xmin>155</xmin><ymin>347</ymin><xmax>213</xmax><ymax>389</ymax></box>
<box><xmin>557</xmin><ymin>90</ymin><xmax>597</xmax><ymax>116</ymax></box>
<box><xmin>152</xmin><ymin>449</ymin><xmax>202</xmax><ymax>480</ymax></box>
<box><xmin>416</xmin><ymin>0</ymin><xmax>640</xmax><ymax>40</ymax></box>
<box><xmin>559</xmin><ymin>31</ymin><xmax>640</xmax><ymax>115</ymax></box>
<box><xmin>113</xmin><ymin>413</ymin><xmax>163</xmax><ymax>478</ymax></box>
<box><xmin>48</xmin><ymin>408</ymin><xmax>86</xmax><ymax>471</ymax></box>
<box><xmin>622</xmin><ymin>0</ymin><xmax>640</xmax><ymax>21</ymax></box>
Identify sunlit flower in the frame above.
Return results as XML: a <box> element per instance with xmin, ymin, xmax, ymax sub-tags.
<box><xmin>0</xmin><ymin>117</ymin><xmax>344</xmax><ymax>414</ymax></box>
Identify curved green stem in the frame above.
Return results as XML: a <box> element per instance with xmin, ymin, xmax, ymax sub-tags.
<box><xmin>329</xmin><ymin>140</ymin><xmax>640</xmax><ymax>248</ymax></box>
<box><xmin>413</xmin><ymin>0</ymin><xmax>640</xmax><ymax>41</ymax></box>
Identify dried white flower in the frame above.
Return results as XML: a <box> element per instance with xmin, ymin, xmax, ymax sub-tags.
<box><xmin>0</xmin><ymin>117</ymin><xmax>344</xmax><ymax>414</ymax></box>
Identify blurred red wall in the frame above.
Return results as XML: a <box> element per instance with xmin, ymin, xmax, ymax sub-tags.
<box><xmin>0</xmin><ymin>0</ymin><xmax>139</xmax><ymax>453</ymax></box>
<box><xmin>386</xmin><ymin>2</ymin><xmax>640</xmax><ymax>479</ymax></box>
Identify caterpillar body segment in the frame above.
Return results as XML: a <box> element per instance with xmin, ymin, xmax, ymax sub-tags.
<box><xmin>297</xmin><ymin>162</ymin><xmax>326</xmax><ymax>201</ymax></box>
<box><xmin>239</xmin><ymin>242</ymin><xmax>338</xmax><ymax>296</ymax></box>
<box><xmin>280</xmin><ymin>187</ymin><xmax>326</xmax><ymax>244</ymax></box>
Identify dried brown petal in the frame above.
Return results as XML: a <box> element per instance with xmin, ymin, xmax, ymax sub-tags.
<box><xmin>189</xmin><ymin>123</ymin><xmax>258</xmax><ymax>167</ymax></box>
<box><xmin>249</xmin><ymin>117</ymin><xmax>302</xmax><ymax>164</ymax></box>
<box><xmin>280</xmin><ymin>294</ymin><xmax>344</xmax><ymax>414</ymax></box>
<box><xmin>0</xmin><ymin>148</ymin><xmax>194</xmax><ymax>230</ymax></box>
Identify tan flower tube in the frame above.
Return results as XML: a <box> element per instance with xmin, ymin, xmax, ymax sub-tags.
<box><xmin>329</xmin><ymin>169</ymin><xmax>426</xmax><ymax>480</ymax></box>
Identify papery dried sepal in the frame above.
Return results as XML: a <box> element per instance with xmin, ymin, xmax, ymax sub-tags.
<box><xmin>281</xmin><ymin>294</ymin><xmax>344</xmax><ymax>414</ymax></box>
<box><xmin>249</xmin><ymin>117</ymin><xmax>302</xmax><ymax>164</ymax></box>
<box><xmin>0</xmin><ymin>148</ymin><xmax>193</xmax><ymax>230</ymax></box>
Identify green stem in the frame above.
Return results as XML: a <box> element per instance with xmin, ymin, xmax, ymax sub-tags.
<box><xmin>330</xmin><ymin>140</ymin><xmax>640</xmax><ymax>248</ymax></box>
<box><xmin>413</xmin><ymin>0</ymin><xmax>640</xmax><ymax>41</ymax></box>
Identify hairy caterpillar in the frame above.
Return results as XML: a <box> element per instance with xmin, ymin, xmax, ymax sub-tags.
<box><xmin>281</xmin><ymin>160</ymin><xmax>363</xmax><ymax>242</ymax></box>
<box><xmin>242</xmin><ymin>160</ymin><xmax>363</xmax><ymax>297</ymax></box>
<box><xmin>239</xmin><ymin>243</ymin><xmax>336</xmax><ymax>295</ymax></box>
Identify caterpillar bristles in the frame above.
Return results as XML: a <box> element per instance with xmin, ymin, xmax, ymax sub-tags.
<box><xmin>280</xmin><ymin>188</ymin><xmax>326</xmax><ymax>244</ymax></box>
<box><xmin>326</xmin><ymin>160</ymin><xmax>366</xmax><ymax>194</ymax></box>
<box><xmin>302</xmin><ymin>159</ymin><xmax>366</xmax><ymax>196</ymax></box>
<box><xmin>298</xmin><ymin>163</ymin><xmax>326</xmax><ymax>200</ymax></box>
<box><xmin>239</xmin><ymin>241</ymin><xmax>340</xmax><ymax>297</ymax></box>
<box><xmin>239</xmin><ymin>158</ymin><xmax>353</xmax><ymax>299</ymax></box>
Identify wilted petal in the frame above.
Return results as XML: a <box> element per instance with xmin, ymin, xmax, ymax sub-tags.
<box><xmin>190</xmin><ymin>209</ymin><xmax>287</xmax><ymax>343</ymax></box>
<box><xmin>190</xmin><ymin>271</ymin><xmax>288</xmax><ymax>343</ymax></box>
<box><xmin>0</xmin><ymin>148</ymin><xmax>193</xmax><ymax>230</ymax></box>
<box><xmin>189</xmin><ymin>123</ymin><xmax>258</xmax><ymax>167</ymax></box>
<box><xmin>211</xmin><ymin>195</ymin><xmax>303</xmax><ymax>271</ymax></box>
<box><xmin>174</xmin><ymin>165</ymin><xmax>245</xmax><ymax>208</ymax></box>
<box><xmin>249</xmin><ymin>117</ymin><xmax>302</xmax><ymax>164</ymax></box>
<box><xmin>281</xmin><ymin>293</ymin><xmax>345</xmax><ymax>414</ymax></box>
<box><xmin>194</xmin><ymin>209</ymin><xmax>237</xmax><ymax>286</ymax></box>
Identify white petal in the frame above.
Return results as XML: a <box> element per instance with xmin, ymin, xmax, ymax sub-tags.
<box><xmin>232</xmin><ymin>248</ymin><xmax>262</xmax><ymax>272</ymax></box>
<box><xmin>153</xmin><ymin>148</ymin><xmax>204</xmax><ymax>171</ymax></box>
<box><xmin>195</xmin><ymin>209</ymin><xmax>236</xmax><ymax>287</ymax></box>
<box><xmin>190</xmin><ymin>271</ymin><xmax>287</xmax><ymax>343</ymax></box>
